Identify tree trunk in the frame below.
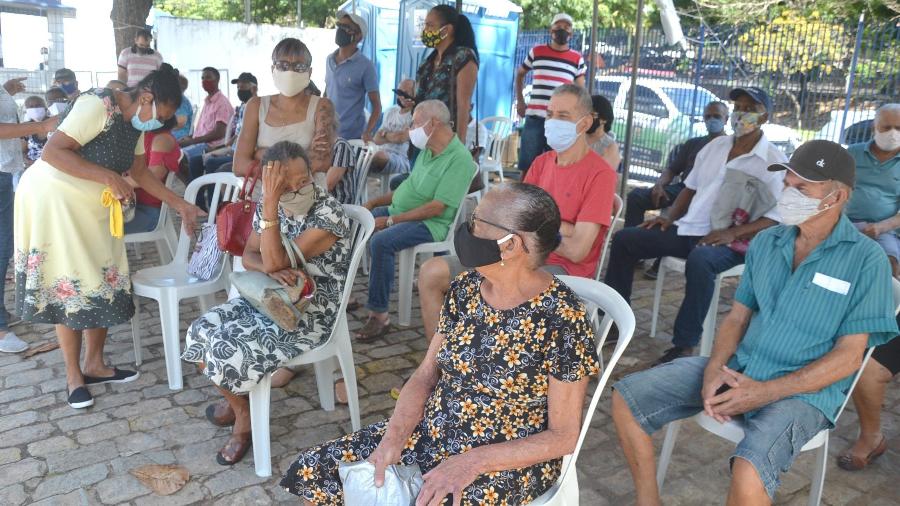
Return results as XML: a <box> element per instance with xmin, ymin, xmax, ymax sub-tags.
<box><xmin>110</xmin><ymin>0</ymin><xmax>154</xmax><ymax>58</ymax></box>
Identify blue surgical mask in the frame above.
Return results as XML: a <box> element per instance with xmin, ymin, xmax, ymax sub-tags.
<box><xmin>705</xmin><ymin>117</ymin><xmax>725</xmax><ymax>135</ymax></box>
<box><xmin>60</xmin><ymin>82</ymin><xmax>77</xmax><ymax>95</ymax></box>
<box><xmin>130</xmin><ymin>100</ymin><xmax>163</xmax><ymax>132</ymax></box>
<box><xmin>544</xmin><ymin>117</ymin><xmax>585</xmax><ymax>153</ymax></box>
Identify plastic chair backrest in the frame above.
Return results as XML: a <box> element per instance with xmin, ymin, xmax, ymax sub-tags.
<box><xmin>595</xmin><ymin>194</ymin><xmax>624</xmax><ymax>281</ymax></box>
<box><xmin>347</xmin><ymin>139</ymin><xmax>365</xmax><ymax>150</ymax></box>
<box><xmin>153</xmin><ymin>171</ymin><xmax>178</xmax><ymax>231</ymax></box>
<box><xmin>336</xmin><ymin>205</ymin><xmax>375</xmax><ymax>315</ymax></box>
<box><xmin>353</xmin><ymin>147</ymin><xmax>377</xmax><ymax>207</ymax></box>
<box><xmin>175</xmin><ymin>172</ymin><xmax>242</xmax><ymax>263</ymax></box>
<box><xmin>479</xmin><ymin>116</ymin><xmax>512</xmax><ymax>164</ymax></box>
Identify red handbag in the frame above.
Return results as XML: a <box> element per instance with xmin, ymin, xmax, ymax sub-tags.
<box><xmin>216</xmin><ymin>170</ymin><xmax>260</xmax><ymax>257</ymax></box>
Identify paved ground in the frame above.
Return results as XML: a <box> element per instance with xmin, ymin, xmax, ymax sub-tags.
<box><xmin>1</xmin><ymin>244</ymin><xmax>899</xmax><ymax>506</ymax></box>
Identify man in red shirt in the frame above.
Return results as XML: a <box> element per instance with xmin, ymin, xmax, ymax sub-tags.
<box><xmin>417</xmin><ymin>84</ymin><xmax>616</xmax><ymax>339</ymax></box>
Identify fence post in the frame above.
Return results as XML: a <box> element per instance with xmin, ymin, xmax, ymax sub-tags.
<box><xmin>839</xmin><ymin>14</ymin><xmax>865</xmax><ymax>143</ymax></box>
<box><xmin>689</xmin><ymin>24</ymin><xmax>706</xmax><ymax>122</ymax></box>
<box><xmin>620</xmin><ymin>0</ymin><xmax>645</xmax><ymax>197</ymax></box>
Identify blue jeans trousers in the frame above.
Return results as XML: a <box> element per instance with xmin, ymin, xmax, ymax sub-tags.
<box><xmin>0</xmin><ymin>173</ymin><xmax>12</xmax><ymax>330</ymax></box>
<box><xmin>624</xmin><ymin>182</ymin><xmax>686</xmax><ymax>228</ymax></box>
<box><xmin>183</xmin><ymin>143</ymin><xmax>209</xmax><ymax>182</ymax></box>
<box><xmin>518</xmin><ymin>115</ymin><xmax>549</xmax><ymax>175</ymax></box>
<box><xmin>366</xmin><ymin>207</ymin><xmax>434</xmax><ymax>313</ymax></box>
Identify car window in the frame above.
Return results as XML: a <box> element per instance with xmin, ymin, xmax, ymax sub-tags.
<box><xmin>843</xmin><ymin>119</ymin><xmax>874</xmax><ymax>145</ymax></box>
<box><xmin>594</xmin><ymin>81</ymin><xmax>620</xmax><ymax>104</ymax></box>
<box><xmin>627</xmin><ymin>85</ymin><xmax>668</xmax><ymax>118</ymax></box>
<box><xmin>662</xmin><ymin>87</ymin><xmax>719</xmax><ymax>117</ymax></box>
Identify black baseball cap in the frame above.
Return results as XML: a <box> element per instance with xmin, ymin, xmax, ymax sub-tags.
<box><xmin>729</xmin><ymin>86</ymin><xmax>772</xmax><ymax>113</ymax></box>
<box><xmin>768</xmin><ymin>140</ymin><xmax>855</xmax><ymax>188</ymax></box>
<box><xmin>231</xmin><ymin>72</ymin><xmax>257</xmax><ymax>85</ymax></box>
<box><xmin>54</xmin><ymin>68</ymin><xmax>76</xmax><ymax>82</ymax></box>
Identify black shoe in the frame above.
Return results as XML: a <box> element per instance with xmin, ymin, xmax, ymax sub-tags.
<box><xmin>601</xmin><ymin>325</ymin><xmax>619</xmax><ymax>347</ymax></box>
<box><xmin>643</xmin><ymin>262</ymin><xmax>660</xmax><ymax>280</ymax></box>
<box><xmin>653</xmin><ymin>346</ymin><xmax>694</xmax><ymax>366</ymax></box>
<box><xmin>83</xmin><ymin>368</ymin><xmax>140</xmax><ymax>385</ymax></box>
<box><xmin>67</xmin><ymin>386</ymin><xmax>94</xmax><ymax>409</ymax></box>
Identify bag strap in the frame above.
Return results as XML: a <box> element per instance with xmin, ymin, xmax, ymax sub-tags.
<box><xmin>280</xmin><ymin>233</ymin><xmax>308</xmax><ymax>271</ymax></box>
<box><xmin>240</xmin><ymin>165</ymin><xmax>260</xmax><ymax>200</ymax></box>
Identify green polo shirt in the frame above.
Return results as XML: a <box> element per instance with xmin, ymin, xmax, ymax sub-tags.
<box><xmin>845</xmin><ymin>141</ymin><xmax>900</xmax><ymax>224</ymax></box>
<box><xmin>389</xmin><ymin>136</ymin><xmax>475</xmax><ymax>241</ymax></box>
<box><xmin>729</xmin><ymin>215</ymin><xmax>898</xmax><ymax>424</ymax></box>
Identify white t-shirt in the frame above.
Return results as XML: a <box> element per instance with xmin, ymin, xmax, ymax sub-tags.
<box><xmin>675</xmin><ymin>133</ymin><xmax>787</xmax><ymax>237</ymax></box>
<box><xmin>0</xmin><ymin>87</ymin><xmax>24</xmax><ymax>173</ymax></box>
<box><xmin>379</xmin><ymin>105</ymin><xmax>412</xmax><ymax>156</ymax></box>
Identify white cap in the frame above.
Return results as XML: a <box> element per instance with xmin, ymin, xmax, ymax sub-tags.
<box><xmin>551</xmin><ymin>13</ymin><xmax>574</xmax><ymax>27</ymax></box>
<box><xmin>336</xmin><ymin>10</ymin><xmax>367</xmax><ymax>40</ymax></box>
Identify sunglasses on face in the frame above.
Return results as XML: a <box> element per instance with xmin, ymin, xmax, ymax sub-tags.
<box><xmin>273</xmin><ymin>60</ymin><xmax>311</xmax><ymax>73</ymax></box>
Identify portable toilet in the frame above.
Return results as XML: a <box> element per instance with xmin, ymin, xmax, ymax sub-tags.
<box><xmin>337</xmin><ymin>0</ymin><xmax>401</xmax><ymax>107</ymax></box>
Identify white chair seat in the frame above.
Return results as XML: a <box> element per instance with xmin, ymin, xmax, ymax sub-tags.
<box><xmin>693</xmin><ymin>412</ymin><xmax>827</xmax><ymax>452</ymax></box>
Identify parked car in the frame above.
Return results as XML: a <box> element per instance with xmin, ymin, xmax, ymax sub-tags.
<box><xmin>814</xmin><ymin>109</ymin><xmax>876</xmax><ymax>146</ymax></box>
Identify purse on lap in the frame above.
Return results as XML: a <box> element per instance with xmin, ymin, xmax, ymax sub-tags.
<box><xmin>338</xmin><ymin>460</ymin><xmax>424</xmax><ymax>506</ymax></box>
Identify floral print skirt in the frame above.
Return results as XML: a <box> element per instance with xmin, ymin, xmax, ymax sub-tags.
<box><xmin>14</xmin><ymin>161</ymin><xmax>134</xmax><ymax>329</ymax></box>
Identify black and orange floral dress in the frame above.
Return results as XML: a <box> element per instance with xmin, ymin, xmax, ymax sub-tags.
<box><xmin>281</xmin><ymin>271</ymin><xmax>599</xmax><ymax>505</ymax></box>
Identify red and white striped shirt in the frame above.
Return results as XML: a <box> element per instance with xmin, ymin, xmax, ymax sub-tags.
<box><xmin>522</xmin><ymin>45</ymin><xmax>586</xmax><ymax>118</ymax></box>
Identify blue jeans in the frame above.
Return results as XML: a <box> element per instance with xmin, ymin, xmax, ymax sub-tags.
<box><xmin>366</xmin><ymin>207</ymin><xmax>434</xmax><ymax>313</ymax></box>
<box><xmin>625</xmin><ymin>182</ymin><xmax>686</xmax><ymax>228</ymax></box>
<box><xmin>183</xmin><ymin>143</ymin><xmax>209</xmax><ymax>182</ymax></box>
<box><xmin>604</xmin><ymin>225</ymin><xmax>744</xmax><ymax>348</ymax></box>
<box><xmin>204</xmin><ymin>154</ymin><xmax>233</xmax><ymax>175</ymax></box>
<box><xmin>0</xmin><ymin>173</ymin><xmax>12</xmax><ymax>330</ymax></box>
<box><xmin>614</xmin><ymin>356</ymin><xmax>830</xmax><ymax>498</ymax></box>
<box><xmin>124</xmin><ymin>205</ymin><xmax>161</xmax><ymax>234</ymax></box>
<box><xmin>518</xmin><ymin>115</ymin><xmax>549</xmax><ymax>175</ymax></box>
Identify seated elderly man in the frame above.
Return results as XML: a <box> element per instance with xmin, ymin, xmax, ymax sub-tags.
<box><xmin>356</xmin><ymin>99</ymin><xmax>476</xmax><ymax>342</ymax></box>
<box><xmin>417</xmin><ymin>83</ymin><xmax>617</xmax><ymax>339</ymax></box>
<box><xmin>612</xmin><ymin>140</ymin><xmax>898</xmax><ymax>505</ymax></box>
<box><xmin>605</xmin><ymin>87</ymin><xmax>787</xmax><ymax>364</ymax></box>
<box><xmin>845</xmin><ymin>103</ymin><xmax>900</xmax><ymax>278</ymax></box>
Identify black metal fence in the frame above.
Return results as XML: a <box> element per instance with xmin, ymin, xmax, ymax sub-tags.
<box><xmin>516</xmin><ymin>17</ymin><xmax>900</xmax><ymax>181</ymax></box>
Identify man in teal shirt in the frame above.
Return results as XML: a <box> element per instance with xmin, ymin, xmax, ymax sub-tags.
<box><xmin>612</xmin><ymin>140</ymin><xmax>898</xmax><ymax>504</ymax></box>
<box><xmin>846</xmin><ymin>103</ymin><xmax>900</xmax><ymax>277</ymax></box>
<box><xmin>357</xmin><ymin>99</ymin><xmax>475</xmax><ymax>341</ymax></box>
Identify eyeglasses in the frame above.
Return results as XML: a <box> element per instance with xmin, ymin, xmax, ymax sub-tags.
<box><xmin>336</xmin><ymin>23</ymin><xmax>359</xmax><ymax>35</ymax></box>
<box><xmin>468</xmin><ymin>213</ymin><xmax>529</xmax><ymax>252</ymax></box>
<box><xmin>273</xmin><ymin>60</ymin><xmax>311</xmax><ymax>73</ymax></box>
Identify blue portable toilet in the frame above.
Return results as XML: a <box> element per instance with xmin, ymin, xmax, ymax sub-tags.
<box><xmin>337</xmin><ymin>0</ymin><xmax>401</xmax><ymax>108</ymax></box>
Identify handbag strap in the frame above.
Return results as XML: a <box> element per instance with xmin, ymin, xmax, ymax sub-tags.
<box><xmin>280</xmin><ymin>233</ymin><xmax>308</xmax><ymax>271</ymax></box>
<box><xmin>240</xmin><ymin>166</ymin><xmax>260</xmax><ymax>200</ymax></box>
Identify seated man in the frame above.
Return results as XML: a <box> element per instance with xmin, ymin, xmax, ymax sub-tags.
<box><xmin>370</xmin><ymin>78</ymin><xmax>415</xmax><ymax>175</ymax></box>
<box><xmin>356</xmin><ymin>99</ymin><xmax>476</xmax><ymax>342</ymax></box>
<box><xmin>612</xmin><ymin>140</ymin><xmax>898</xmax><ymax>505</ymax></box>
<box><xmin>605</xmin><ymin>87</ymin><xmax>787</xmax><ymax>364</ymax></box>
<box><xmin>179</xmin><ymin>67</ymin><xmax>234</xmax><ymax>184</ymax></box>
<box><xmin>203</xmin><ymin>72</ymin><xmax>258</xmax><ymax>175</ymax></box>
<box><xmin>417</xmin><ymin>83</ymin><xmax>617</xmax><ymax>339</ymax></box>
<box><xmin>845</xmin><ymin>103</ymin><xmax>900</xmax><ymax>278</ymax></box>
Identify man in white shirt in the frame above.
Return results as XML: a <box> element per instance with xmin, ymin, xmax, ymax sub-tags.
<box><xmin>605</xmin><ymin>87</ymin><xmax>787</xmax><ymax>364</ymax></box>
<box><xmin>371</xmin><ymin>78</ymin><xmax>415</xmax><ymax>175</ymax></box>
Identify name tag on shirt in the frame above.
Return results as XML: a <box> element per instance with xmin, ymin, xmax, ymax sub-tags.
<box><xmin>812</xmin><ymin>273</ymin><xmax>851</xmax><ymax>295</ymax></box>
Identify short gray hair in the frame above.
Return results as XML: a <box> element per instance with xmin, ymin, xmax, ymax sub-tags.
<box><xmin>415</xmin><ymin>99</ymin><xmax>451</xmax><ymax>125</ymax></box>
<box><xmin>551</xmin><ymin>84</ymin><xmax>593</xmax><ymax>117</ymax></box>
<box><xmin>481</xmin><ymin>183</ymin><xmax>562</xmax><ymax>266</ymax></box>
<box><xmin>262</xmin><ymin>141</ymin><xmax>311</xmax><ymax>174</ymax></box>
<box><xmin>875</xmin><ymin>103</ymin><xmax>900</xmax><ymax>127</ymax></box>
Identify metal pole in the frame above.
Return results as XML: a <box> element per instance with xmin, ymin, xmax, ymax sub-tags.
<box><xmin>839</xmin><ymin>14</ymin><xmax>865</xmax><ymax>143</ymax></box>
<box><xmin>297</xmin><ymin>0</ymin><xmax>302</xmax><ymax>27</ymax></box>
<box><xmin>619</xmin><ymin>0</ymin><xmax>645</xmax><ymax>197</ymax></box>
<box><xmin>688</xmin><ymin>24</ymin><xmax>705</xmax><ymax>123</ymax></box>
<box><xmin>587</xmin><ymin>0</ymin><xmax>599</xmax><ymax>93</ymax></box>
<box><xmin>244</xmin><ymin>0</ymin><xmax>251</xmax><ymax>24</ymax></box>
<box><xmin>456</xmin><ymin>0</ymin><xmax>462</xmax><ymax>10</ymax></box>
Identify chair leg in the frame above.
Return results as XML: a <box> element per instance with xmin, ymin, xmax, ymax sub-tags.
<box><xmin>397</xmin><ymin>248</ymin><xmax>416</xmax><ymax>327</ymax></box>
<box><xmin>134</xmin><ymin>243</ymin><xmax>143</xmax><ymax>260</ymax></box>
<box><xmin>156</xmin><ymin>239</ymin><xmax>172</xmax><ymax>264</ymax></box>
<box><xmin>808</xmin><ymin>435</ymin><xmax>828</xmax><ymax>506</ymax></box>
<box><xmin>249</xmin><ymin>373</ymin><xmax>273</xmax><ymax>478</ymax></box>
<box><xmin>650</xmin><ymin>263</ymin><xmax>668</xmax><ymax>338</ymax></box>
<box><xmin>314</xmin><ymin>357</ymin><xmax>337</xmax><ymax>411</ymax></box>
<box><xmin>198</xmin><ymin>293</ymin><xmax>216</xmax><ymax>313</ymax></box>
<box><xmin>158</xmin><ymin>293</ymin><xmax>183</xmax><ymax>390</ymax></box>
<box><xmin>131</xmin><ymin>296</ymin><xmax>142</xmax><ymax>366</ymax></box>
<box><xmin>700</xmin><ymin>276</ymin><xmax>723</xmax><ymax>358</ymax></box>
<box><xmin>334</xmin><ymin>317</ymin><xmax>361</xmax><ymax>431</ymax></box>
<box><xmin>656</xmin><ymin>420</ymin><xmax>682</xmax><ymax>490</ymax></box>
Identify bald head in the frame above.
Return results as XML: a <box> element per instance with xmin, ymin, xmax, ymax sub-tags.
<box><xmin>875</xmin><ymin>104</ymin><xmax>900</xmax><ymax>132</ymax></box>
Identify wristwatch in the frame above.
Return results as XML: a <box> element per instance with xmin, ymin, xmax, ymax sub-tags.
<box><xmin>259</xmin><ymin>218</ymin><xmax>279</xmax><ymax>230</ymax></box>
<box><xmin>386</xmin><ymin>217</ymin><xmax>395</xmax><ymax>227</ymax></box>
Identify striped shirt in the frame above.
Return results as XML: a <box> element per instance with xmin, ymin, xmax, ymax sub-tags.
<box><xmin>522</xmin><ymin>45</ymin><xmax>586</xmax><ymax>118</ymax></box>
<box><xmin>330</xmin><ymin>139</ymin><xmax>359</xmax><ymax>205</ymax></box>
<box><xmin>730</xmin><ymin>215</ymin><xmax>898</xmax><ymax>424</ymax></box>
<box><xmin>117</xmin><ymin>47</ymin><xmax>164</xmax><ymax>87</ymax></box>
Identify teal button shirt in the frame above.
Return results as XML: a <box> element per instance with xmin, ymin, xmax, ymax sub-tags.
<box><xmin>845</xmin><ymin>142</ymin><xmax>900</xmax><ymax>224</ymax></box>
<box><xmin>729</xmin><ymin>215</ymin><xmax>898</xmax><ymax>424</ymax></box>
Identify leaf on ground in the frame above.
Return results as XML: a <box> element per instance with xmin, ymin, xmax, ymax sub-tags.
<box><xmin>130</xmin><ymin>464</ymin><xmax>190</xmax><ymax>496</ymax></box>
<box><xmin>23</xmin><ymin>341</ymin><xmax>59</xmax><ymax>358</ymax></box>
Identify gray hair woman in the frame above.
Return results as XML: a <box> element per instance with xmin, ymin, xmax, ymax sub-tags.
<box><xmin>281</xmin><ymin>182</ymin><xmax>599</xmax><ymax>505</ymax></box>
<box><xmin>182</xmin><ymin>140</ymin><xmax>352</xmax><ymax>466</ymax></box>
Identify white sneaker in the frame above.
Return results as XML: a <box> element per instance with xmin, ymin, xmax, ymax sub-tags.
<box><xmin>0</xmin><ymin>331</ymin><xmax>28</xmax><ymax>353</ymax></box>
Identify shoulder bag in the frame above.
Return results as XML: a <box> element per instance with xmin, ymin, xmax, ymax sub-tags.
<box><xmin>216</xmin><ymin>169</ymin><xmax>259</xmax><ymax>257</ymax></box>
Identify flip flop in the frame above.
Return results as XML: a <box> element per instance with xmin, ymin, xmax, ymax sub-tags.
<box><xmin>204</xmin><ymin>402</ymin><xmax>235</xmax><ymax>427</ymax></box>
<box><xmin>216</xmin><ymin>433</ymin><xmax>252</xmax><ymax>466</ymax></box>
<box><xmin>837</xmin><ymin>436</ymin><xmax>887</xmax><ymax>471</ymax></box>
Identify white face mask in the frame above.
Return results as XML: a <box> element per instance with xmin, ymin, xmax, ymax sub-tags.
<box><xmin>48</xmin><ymin>102</ymin><xmax>66</xmax><ymax>116</ymax></box>
<box><xmin>874</xmin><ymin>129</ymin><xmax>900</xmax><ymax>152</ymax></box>
<box><xmin>409</xmin><ymin>122</ymin><xmax>431</xmax><ymax>150</ymax></box>
<box><xmin>25</xmin><ymin>107</ymin><xmax>47</xmax><ymax>122</ymax></box>
<box><xmin>776</xmin><ymin>186</ymin><xmax>834</xmax><ymax>226</ymax></box>
<box><xmin>272</xmin><ymin>69</ymin><xmax>310</xmax><ymax>97</ymax></box>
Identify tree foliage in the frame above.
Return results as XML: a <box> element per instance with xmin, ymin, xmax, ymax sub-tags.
<box><xmin>685</xmin><ymin>0</ymin><xmax>899</xmax><ymax>25</ymax></box>
<box><xmin>511</xmin><ymin>0</ymin><xmax>640</xmax><ymax>30</ymax></box>
<box><xmin>738</xmin><ymin>11</ymin><xmax>851</xmax><ymax>76</ymax></box>
<box><xmin>154</xmin><ymin>0</ymin><xmax>337</xmax><ymax>28</ymax></box>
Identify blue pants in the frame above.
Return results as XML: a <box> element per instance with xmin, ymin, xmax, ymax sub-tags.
<box><xmin>124</xmin><ymin>205</ymin><xmax>161</xmax><ymax>234</ymax></box>
<box><xmin>183</xmin><ymin>143</ymin><xmax>209</xmax><ymax>182</ymax></box>
<box><xmin>204</xmin><ymin>154</ymin><xmax>233</xmax><ymax>175</ymax></box>
<box><xmin>366</xmin><ymin>207</ymin><xmax>434</xmax><ymax>313</ymax></box>
<box><xmin>0</xmin><ymin>173</ymin><xmax>12</xmax><ymax>330</ymax></box>
<box><xmin>518</xmin><ymin>115</ymin><xmax>549</xmax><ymax>175</ymax></box>
<box><xmin>624</xmin><ymin>182</ymin><xmax>686</xmax><ymax>227</ymax></box>
<box><xmin>604</xmin><ymin>224</ymin><xmax>744</xmax><ymax>348</ymax></box>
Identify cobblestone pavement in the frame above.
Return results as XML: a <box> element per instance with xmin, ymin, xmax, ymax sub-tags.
<box><xmin>1</xmin><ymin>246</ymin><xmax>899</xmax><ymax>506</ymax></box>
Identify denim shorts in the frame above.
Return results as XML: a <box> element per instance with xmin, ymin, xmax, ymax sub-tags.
<box><xmin>614</xmin><ymin>356</ymin><xmax>830</xmax><ymax>498</ymax></box>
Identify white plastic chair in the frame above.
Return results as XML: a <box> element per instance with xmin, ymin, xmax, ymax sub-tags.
<box><xmin>529</xmin><ymin>275</ymin><xmax>636</xmax><ymax>505</ymax></box>
<box><xmin>650</xmin><ymin>256</ymin><xmax>745</xmax><ymax>357</ymax></box>
<box><xmin>594</xmin><ymin>194</ymin><xmax>625</xmax><ymax>281</ymax></box>
<box><xmin>249</xmin><ymin>204</ymin><xmax>375</xmax><ymax>477</ymax></box>
<box><xmin>125</xmin><ymin>171</ymin><xmax>180</xmax><ymax>264</ymax></box>
<box><xmin>478</xmin><ymin>116</ymin><xmax>513</xmax><ymax>190</ymax></box>
<box><xmin>130</xmin><ymin>172</ymin><xmax>242</xmax><ymax>390</ymax></box>
<box><xmin>656</xmin><ymin>278</ymin><xmax>900</xmax><ymax>505</ymax></box>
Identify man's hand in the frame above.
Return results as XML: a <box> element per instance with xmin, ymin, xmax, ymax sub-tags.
<box><xmin>3</xmin><ymin>77</ymin><xmax>26</xmax><ymax>96</ymax></box>
<box><xmin>702</xmin><ymin>365</ymin><xmax>739</xmax><ymax>423</ymax></box>
<box><xmin>516</xmin><ymin>101</ymin><xmax>527</xmax><ymax>118</ymax></box>
<box><xmin>178</xmin><ymin>136</ymin><xmax>194</xmax><ymax>147</ymax></box>
<box><xmin>374</xmin><ymin>216</ymin><xmax>390</xmax><ymax>231</ymax></box>
<box><xmin>40</xmin><ymin>117</ymin><xmax>59</xmax><ymax>135</ymax></box>
<box><xmin>362</xmin><ymin>131</ymin><xmax>374</xmax><ymax>144</ymax></box>
<box><xmin>706</xmin><ymin>366</ymin><xmax>773</xmax><ymax>418</ymax></box>
<box><xmin>416</xmin><ymin>453</ymin><xmax>482</xmax><ymax>506</ymax></box>
<box><xmin>861</xmin><ymin>222</ymin><xmax>885</xmax><ymax>239</ymax></box>
<box><xmin>650</xmin><ymin>184</ymin><xmax>669</xmax><ymax>208</ymax></box>
<box><xmin>639</xmin><ymin>216</ymin><xmax>672</xmax><ymax>231</ymax></box>
<box><xmin>699</xmin><ymin>228</ymin><xmax>737</xmax><ymax>247</ymax></box>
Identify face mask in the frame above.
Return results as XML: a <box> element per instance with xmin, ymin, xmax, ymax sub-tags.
<box><xmin>201</xmin><ymin>79</ymin><xmax>217</xmax><ymax>93</ymax></box>
<box><xmin>454</xmin><ymin>221</ymin><xmax>515</xmax><ymax>268</ymax></box>
<box><xmin>278</xmin><ymin>182</ymin><xmax>316</xmax><ymax>217</ymax></box>
<box><xmin>48</xmin><ymin>102</ymin><xmax>66</xmax><ymax>116</ymax></box>
<box><xmin>421</xmin><ymin>26</ymin><xmax>445</xmax><ymax>48</ymax></box>
<box><xmin>60</xmin><ymin>82</ymin><xmax>77</xmax><ymax>95</ymax></box>
<box><xmin>130</xmin><ymin>100</ymin><xmax>163</xmax><ymax>132</ymax></box>
<box><xmin>552</xmin><ymin>29</ymin><xmax>570</xmax><ymax>45</ymax></box>
<box><xmin>237</xmin><ymin>89</ymin><xmax>253</xmax><ymax>103</ymax></box>
<box><xmin>776</xmin><ymin>186</ymin><xmax>834</xmax><ymax>226</ymax></box>
<box><xmin>544</xmin><ymin>117</ymin><xmax>585</xmax><ymax>153</ymax></box>
<box><xmin>272</xmin><ymin>69</ymin><xmax>310</xmax><ymax>98</ymax></box>
<box><xmin>335</xmin><ymin>27</ymin><xmax>355</xmax><ymax>47</ymax></box>
<box><xmin>874</xmin><ymin>129</ymin><xmax>900</xmax><ymax>152</ymax></box>
<box><xmin>731</xmin><ymin>111</ymin><xmax>762</xmax><ymax>137</ymax></box>
<box><xmin>705</xmin><ymin>117</ymin><xmax>725</xmax><ymax>135</ymax></box>
<box><xmin>25</xmin><ymin>107</ymin><xmax>47</xmax><ymax>122</ymax></box>
<box><xmin>409</xmin><ymin>123</ymin><xmax>431</xmax><ymax>150</ymax></box>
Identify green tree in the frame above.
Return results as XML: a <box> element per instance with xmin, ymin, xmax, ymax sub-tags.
<box><xmin>512</xmin><ymin>0</ymin><xmax>640</xmax><ymax>30</ymax></box>
<box><xmin>111</xmin><ymin>0</ymin><xmax>154</xmax><ymax>56</ymax></box>
<box><xmin>154</xmin><ymin>0</ymin><xmax>338</xmax><ymax>28</ymax></box>
<box><xmin>686</xmin><ymin>0</ymin><xmax>899</xmax><ymax>25</ymax></box>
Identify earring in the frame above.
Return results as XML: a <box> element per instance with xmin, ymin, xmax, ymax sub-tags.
<box><xmin>500</xmin><ymin>261</ymin><xmax>505</xmax><ymax>267</ymax></box>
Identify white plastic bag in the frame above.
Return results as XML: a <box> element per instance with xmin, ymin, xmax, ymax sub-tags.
<box><xmin>338</xmin><ymin>460</ymin><xmax>423</xmax><ymax>506</ymax></box>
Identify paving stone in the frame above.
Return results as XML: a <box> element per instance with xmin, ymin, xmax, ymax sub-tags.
<box><xmin>5</xmin><ymin>366</ymin><xmax>55</xmax><ymax>387</ymax></box>
<box><xmin>150</xmin><ymin>419</ymin><xmax>218</xmax><ymax>446</ymax></box>
<box><xmin>0</xmin><ymin>410</ymin><xmax>42</xmax><ymax>433</ymax></box>
<box><xmin>204</xmin><ymin>468</ymin><xmax>269</xmax><ymax>496</ymax></box>
<box><xmin>95</xmin><ymin>473</ymin><xmax>148</xmax><ymax>504</ymax></box>
<box><xmin>132</xmin><ymin>481</ymin><xmax>205</xmax><ymax>506</ymax></box>
<box><xmin>172</xmin><ymin>388</ymin><xmax>207</xmax><ymax>405</ymax></box>
<box><xmin>46</xmin><ymin>441</ymin><xmax>118</xmax><ymax>474</ymax></box>
<box><xmin>27</xmin><ymin>435</ymin><xmax>77</xmax><ymax>458</ymax></box>
<box><xmin>113</xmin><ymin>432</ymin><xmax>166</xmax><ymax>457</ymax></box>
<box><xmin>76</xmin><ymin>420</ymin><xmax>131</xmax><ymax>445</ymax></box>
<box><xmin>0</xmin><ymin>484</ymin><xmax>26</xmax><ymax>506</ymax></box>
<box><xmin>57</xmin><ymin>413</ymin><xmax>111</xmax><ymax>433</ymax></box>
<box><xmin>108</xmin><ymin>450</ymin><xmax>177</xmax><ymax>475</ymax></box>
<box><xmin>109</xmin><ymin>398</ymin><xmax>172</xmax><ymax>419</ymax></box>
<box><xmin>0</xmin><ymin>422</ymin><xmax>55</xmax><ymax>448</ymax></box>
<box><xmin>130</xmin><ymin>407</ymin><xmax>189</xmax><ymax>431</ymax></box>
<box><xmin>32</xmin><ymin>463</ymin><xmax>108</xmax><ymax>500</ymax></box>
<box><xmin>0</xmin><ymin>447</ymin><xmax>20</xmax><ymax>466</ymax></box>
<box><xmin>0</xmin><ymin>457</ymin><xmax>46</xmax><ymax>488</ymax></box>
<box><xmin>2</xmin><ymin>392</ymin><xmax>58</xmax><ymax>415</ymax></box>
<box><xmin>214</xmin><ymin>484</ymin><xmax>272</xmax><ymax>505</ymax></box>
<box><xmin>0</xmin><ymin>385</ymin><xmax>36</xmax><ymax>404</ymax></box>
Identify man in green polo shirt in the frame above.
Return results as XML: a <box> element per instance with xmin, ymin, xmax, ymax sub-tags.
<box><xmin>357</xmin><ymin>99</ymin><xmax>475</xmax><ymax>341</ymax></box>
<box><xmin>611</xmin><ymin>140</ymin><xmax>898</xmax><ymax>504</ymax></box>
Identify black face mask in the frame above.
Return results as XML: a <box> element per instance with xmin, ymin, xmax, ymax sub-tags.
<box><xmin>552</xmin><ymin>29</ymin><xmax>570</xmax><ymax>45</ymax></box>
<box><xmin>335</xmin><ymin>28</ymin><xmax>355</xmax><ymax>47</ymax></box>
<box><xmin>237</xmin><ymin>89</ymin><xmax>253</xmax><ymax>103</ymax></box>
<box><xmin>133</xmin><ymin>45</ymin><xmax>154</xmax><ymax>55</ymax></box>
<box><xmin>454</xmin><ymin>222</ymin><xmax>510</xmax><ymax>268</ymax></box>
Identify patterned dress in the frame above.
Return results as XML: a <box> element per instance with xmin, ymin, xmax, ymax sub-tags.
<box><xmin>281</xmin><ymin>271</ymin><xmax>599</xmax><ymax>505</ymax></box>
<box><xmin>182</xmin><ymin>186</ymin><xmax>351</xmax><ymax>394</ymax></box>
<box><xmin>416</xmin><ymin>44</ymin><xmax>479</xmax><ymax>132</ymax></box>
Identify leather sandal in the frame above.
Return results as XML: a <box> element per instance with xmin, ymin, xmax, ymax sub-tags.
<box><xmin>355</xmin><ymin>317</ymin><xmax>390</xmax><ymax>344</ymax></box>
<box><xmin>216</xmin><ymin>432</ymin><xmax>252</xmax><ymax>465</ymax></box>
<box><xmin>837</xmin><ymin>436</ymin><xmax>887</xmax><ymax>471</ymax></box>
<box><xmin>204</xmin><ymin>401</ymin><xmax>235</xmax><ymax>427</ymax></box>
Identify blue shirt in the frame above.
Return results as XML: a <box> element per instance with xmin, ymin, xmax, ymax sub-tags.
<box><xmin>730</xmin><ymin>215</ymin><xmax>898</xmax><ymax>424</ymax></box>
<box><xmin>172</xmin><ymin>94</ymin><xmax>193</xmax><ymax>140</ymax></box>
<box><xmin>325</xmin><ymin>49</ymin><xmax>379</xmax><ymax>139</ymax></box>
<box><xmin>845</xmin><ymin>141</ymin><xmax>900</xmax><ymax>223</ymax></box>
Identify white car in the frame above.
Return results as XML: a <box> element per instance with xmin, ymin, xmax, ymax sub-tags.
<box><xmin>814</xmin><ymin>109</ymin><xmax>877</xmax><ymax>146</ymax></box>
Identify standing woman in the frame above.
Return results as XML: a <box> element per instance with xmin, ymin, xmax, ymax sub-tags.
<box><xmin>14</xmin><ymin>64</ymin><xmax>204</xmax><ymax>409</ymax></box>
<box><xmin>415</xmin><ymin>4</ymin><xmax>479</xmax><ymax>144</ymax></box>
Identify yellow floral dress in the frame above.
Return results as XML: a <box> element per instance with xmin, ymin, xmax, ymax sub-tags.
<box><xmin>281</xmin><ymin>271</ymin><xmax>599</xmax><ymax>505</ymax></box>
